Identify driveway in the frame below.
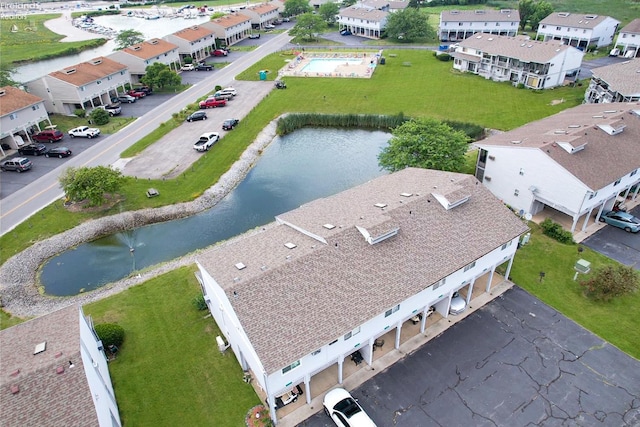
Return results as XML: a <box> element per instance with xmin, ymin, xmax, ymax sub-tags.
<box><xmin>298</xmin><ymin>287</ymin><xmax>640</xmax><ymax>426</ymax></box>
<box><xmin>582</xmin><ymin>204</ymin><xmax>640</xmax><ymax>269</ymax></box>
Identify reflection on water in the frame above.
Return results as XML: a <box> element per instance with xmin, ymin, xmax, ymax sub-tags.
<box><xmin>41</xmin><ymin>128</ymin><xmax>391</xmax><ymax>295</ymax></box>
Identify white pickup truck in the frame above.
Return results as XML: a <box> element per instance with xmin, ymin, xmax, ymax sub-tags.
<box><xmin>68</xmin><ymin>126</ymin><xmax>101</xmax><ymax>139</ymax></box>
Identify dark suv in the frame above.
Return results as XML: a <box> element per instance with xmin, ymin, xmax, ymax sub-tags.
<box><xmin>1</xmin><ymin>157</ymin><xmax>32</xmax><ymax>172</ymax></box>
<box><xmin>222</xmin><ymin>118</ymin><xmax>239</xmax><ymax>130</ymax></box>
<box><xmin>32</xmin><ymin>129</ymin><xmax>64</xmax><ymax>143</ymax></box>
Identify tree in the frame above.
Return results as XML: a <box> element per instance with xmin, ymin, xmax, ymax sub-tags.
<box><xmin>284</xmin><ymin>0</ymin><xmax>311</xmax><ymax>17</ymax></box>
<box><xmin>289</xmin><ymin>13</ymin><xmax>327</xmax><ymax>41</ymax></box>
<box><xmin>318</xmin><ymin>2</ymin><xmax>340</xmax><ymax>25</ymax></box>
<box><xmin>384</xmin><ymin>8</ymin><xmax>434</xmax><ymax>42</ymax></box>
<box><xmin>518</xmin><ymin>0</ymin><xmax>535</xmax><ymax>31</ymax></box>
<box><xmin>580</xmin><ymin>264</ymin><xmax>640</xmax><ymax>301</ymax></box>
<box><xmin>59</xmin><ymin>166</ymin><xmax>125</xmax><ymax>206</ymax></box>
<box><xmin>378</xmin><ymin>118</ymin><xmax>469</xmax><ymax>172</ymax></box>
<box><xmin>89</xmin><ymin>107</ymin><xmax>110</xmax><ymax>126</ymax></box>
<box><xmin>0</xmin><ymin>66</ymin><xmax>19</xmax><ymax>87</ymax></box>
<box><xmin>530</xmin><ymin>1</ymin><xmax>553</xmax><ymax>31</ymax></box>
<box><xmin>342</xmin><ymin>0</ymin><xmax>357</xmax><ymax>6</ymax></box>
<box><xmin>115</xmin><ymin>29</ymin><xmax>144</xmax><ymax>50</ymax></box>
<box><xmin>140</xmin><ymin>62</ymin><xmax>180</xmax><ymax>89</ymax></box>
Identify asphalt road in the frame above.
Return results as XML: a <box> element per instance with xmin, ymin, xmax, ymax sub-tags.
<box><xmin>582</xmin><ymin>205</ymin><xmax>640</xmax><ymax>269</ymax></box>
<box><xmin>299</xmin><ymin>287</ymin><xmax>640</xmax><ymax>427</ymax></box>
<box><xmin>0</xmin><ymin>31</ymin><xmax>293</xmax><ymax>235</ymax></box>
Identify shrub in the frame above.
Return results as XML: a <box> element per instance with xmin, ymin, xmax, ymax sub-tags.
<box><xmin>94</xmin><ymin>323</ymin><xmax>125</xmax><ymax>348</ymax></box>
<box><xmin>214</xmin><ymin>85</ymin><xmax>222</xmax><ymax>92</ymax></box>
<box><xmin>192</xmin><ymin>294</ymin><xmax>208</xmax><ymax>311</ymax></box>
<box><xmin>89</xmin><ymin>108</ymin><xmax>110</xmax><ymax>126</ymax></box>
<box><xmin>74</xmin><ymin>108</ymin><xmax>86</xmax><ymax>118</ymax></box>
<box><xmin>540</xmin><ymin>218</ymin><xmax>575</xmax><ymax>244</ymax></box>
<box><xmin>444</xmin><ymin>120</ymin><xmax>485</xmax><ymax>141</ymax></box>
<box><xmin>276</xmin><ymin>113</ymin><xmax>408</xmax><ymax>135</ymax></box>
<box><xmin>580</xmin><ymin>264</ymin><xmax>640</xmax><ymax>301</ymax></box>
<box><xmin>435</xmin><ymin>53</ymin><xmax>451</xmax><ymax>61</ymax></box>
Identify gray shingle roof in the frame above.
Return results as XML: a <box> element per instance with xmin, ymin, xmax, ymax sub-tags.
<box><xmin>441</xmin><ymin>9</ymin><xmax>520</xmax><ymax>23</ymax></box>
<box><xmin>591</xmin><ymin>59</ymin><xmax>640</xmax><ymax>97</ymax></box>
<box><xmin>197</xmin><ymin>168</ymin><xmax>528</xmax><ymax>373</ymax></box>
<box><xmin>539</xmin><ymin>12</ymin><xmax>615</xmax><ymax>29</ymax></box>
<box><xmin>620</xmin><ymin>18</ymin><xmax>640</xmax><ymax>35</ymax></box>
<box><xmin>475</xmin><ymin>103</ymin><xmax>640</xmax><ymax>190</ymax></box>
<box><xmin>458</xmin><ymin>34</ymin><xmax>573</xmax><ymax>63</ymax></box>
<box><xmin>0</xmin><ymin>305</ymin><xmax>99</xmax><ymax>427</ymax></box>
<box><xmin>340</xmin><ymin>5</ymin><xmax>388</xmax><ymax>21</ymax></box>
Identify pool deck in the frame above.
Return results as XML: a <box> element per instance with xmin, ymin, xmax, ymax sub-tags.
<box><xmin>278</xmin><ymin>51</ymin><xmax>383</xmax><ymax>79</ymax></box>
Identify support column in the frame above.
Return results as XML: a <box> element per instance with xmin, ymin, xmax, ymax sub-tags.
<box><xmin>337</xmin><ymin>357</ymin><xmax>344</xmax><ymax>384</ymax></box>
<box><xmin>570</xmin><ymin>214</ymin><xmax>578</xmax><ymax>232</ymax></box>
<box><xmin>466</xmin><ymin>277</ymin><xmax>476</xmax><ymax>305</ymax></box>
<box><xmin>504</xmin><ymin>255</ymin><xmax>515</xmax><ymax>282</ymax></box>
<box><xmin>485</xmin><ymin>267</ymin><xmax>495</xmax><ymax>293</ymax></box>
<box><xmin>419</xmin><ymin>309</ymin><xmax>427</xmax><ymax>334</ymax></box>
<box><xmin>304</xmin><ymin>374</ymin><xmax>311</xmax><ymax>405</ymax></box>
<box><xmin>394</xmin><ymin>322</ymin><xmax>401</xmax><ymax>349</ymax></box>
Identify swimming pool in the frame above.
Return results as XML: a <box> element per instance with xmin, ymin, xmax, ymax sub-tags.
<box><xmin>301</xmin><ymin>58</ymin><xmax>364</xmax><ymax>73</ymax></box>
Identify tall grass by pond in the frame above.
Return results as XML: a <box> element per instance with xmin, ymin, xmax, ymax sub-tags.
<box><xmin>276</xmin><ymin>113</ymin><xmax>408</xmax><ymax>135</ymax></box>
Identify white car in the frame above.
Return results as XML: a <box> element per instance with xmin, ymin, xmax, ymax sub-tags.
<box><xmin>449</xmin><ymin>291</ymin><xmax>466</xmax><ymax>315</ymax></box>
<box><xmin>193</xmin><ymin>132</ymin><xmax>219</xmax><ymax>152</ymax></box>
<box><xmin>323</xmin><ymin>388</ymin><xmax>377</xmax><ymax>427</ymax></box>
<box><xmin>68</xmin><ymin>126</ymin><xmax>100</xmax><ymax>139</ymax></box>
<box><xmin>216</xmin><ymin>87</ymin><xmax>237</xmax><ymax>97</ymax></box>
<box><xmin>181</xmin><ymin>63</ymin><xmax>195</xmax><ymax>71</ymax></box>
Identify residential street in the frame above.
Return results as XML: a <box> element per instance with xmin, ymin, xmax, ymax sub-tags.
<box><xmin>0</xmin><ymin>31</ymin><xmax>293</xmax><ymax>235</ymax></box>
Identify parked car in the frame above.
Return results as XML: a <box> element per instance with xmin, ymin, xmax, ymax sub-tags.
<box><xmin>68</xmin><ymin>126</ymin><xmax>101</xmax><ymax>138</ymax></box>
<box><xmin>32</xmin><ymin>129</ymin><xmax>64</xmax><ymax>143</ymax></box>
<box><xmin>599</xmin><ymin>211</ymin><xmax>640</xmax><ymax>233</ymax></box>
<box><xmin>138</xmin><ymin>86</ymin><xmax>153</xmax><ymax>95</ymax></box>
<box><xmin>264</xmin><ymin>23</ymin><xmax>275</xmax><ymax>29</ymax></box>
<box><xmin>216</xmin><ymin>87</ymin><xmax>237</xmax><ymax>97</ymax></box>
<box><xmin>127</xmin><ymin>89</ymin><xmax>146</xmax><ymax>98</ymax></box>
<box><xmin>323</xmin><ymin>388</ymin><xmax>377</xmax><ymax>427</ymax></box>
<box><xmin>212</xmin><ymin>49</ymin><xmax>228</xmax><ymax>57</ymax></box>
<box><xmin>1</xmin><ymin>157</ymin><xmax>32</xmax><ymax>173</ymax></box>
<box><xmin>449</xmin><ymin>291</ymin><xmax>466</xmax><ymax>315</ymax></box>
<box><xmin>181</xmin><ymin>63</ymin><xmax>195</xmax><ymax>71</ymax></box>
<box><xmin>273</xmin><ymin>19</ymin><xmax>283</xmax><ymax>25</ymax></box>
<box><xmin>195</xmin><ymin>63</ymin><xmax>214</xmax><ymax>71</ymax></box>
<box><xmin>340</xmin><ymin>30</ymin><xmax>352</xmax><ymax>36</ymax></box>
<box><xmin>275</xmin><ymin>80</ymin><xmax>287</xmax><ymax>89</ymax></box>
<box><xmin>186</xmin><ymin>111</ymin><xmax>208</xmax><ymax>122</ymax></box>
<box><xmin>18</xmin><ymin>143</ymin><xmax>47</xmax><ymax>156</ymax></box>
<box><xmin>248</xmin><ymin>33</ymin><xmax>261</xmax><ymax>39</ymax></box>
<box><xmin>193</xmin><ymin>132</ymin><xmax>219</xmax><ymax>152</ymax></box>
<box><xmin>117</xmin><ymin>94</ymin><xmax>136</xmax><ymax>103</ymax></box>
<box><xmin>98</xmin><ymin>103</ymin><xmax>121</xmax><ymax>116</ymax></box>
<box><xmin>282</xmin><ymin>17</ymin><xmax>290</xmax><ymax>22</ymax></box>
<box><xmin>208</xmin><ymin>92</ymin><xmax>233</xmax><ymax>101</ymax></box>
<box><xmin>222</xmin><ymin>118</ymin><xmax>239</xmax><ymax>130</ymax></box>
<box><xmin>199</xmin><ymin>98</ymin><xmax>227</xmax><ymax>109</ymax></box>
<box><xmin>45</xmin><ymin>146</ymin><xmax>73</xmax><ymax>158</ymax></box>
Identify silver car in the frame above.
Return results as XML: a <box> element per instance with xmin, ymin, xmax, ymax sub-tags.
<box><xmin>449</xmin><ymin>291</ymin><xmax>467</xmax><ymax>315</ymax></box>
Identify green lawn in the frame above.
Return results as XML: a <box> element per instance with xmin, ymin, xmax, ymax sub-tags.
<box><xmin>83</xmin><ymin>267</ymin><xmax>260</xmax><ymax>427</ymax></box>
<box><xmin>0</xmin><ymin>14</ymin><xmax>107</xmax><ymax>67</ymax></box>
<box><xmin>0</xmin><ymin>50</ymin><xmax>585</xmax><ymax>265</ymax></box>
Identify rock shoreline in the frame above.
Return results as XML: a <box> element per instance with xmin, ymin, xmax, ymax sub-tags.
<box><xmin>0</xmin><ymin>120</ymin><xmax>279</xmax><ymax>318</ymax></box>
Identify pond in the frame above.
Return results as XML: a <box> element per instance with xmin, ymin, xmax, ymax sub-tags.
<box><xmin>41</xmin><ymin>128</ymin><xmax>391</xmax><ymax>296</ymax></box>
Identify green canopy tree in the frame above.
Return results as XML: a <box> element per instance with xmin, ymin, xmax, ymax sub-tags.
<box><xmin>289</xmin><ymin>13</ymin><xmax>327</xmax><ymax>41</ymax></box>
<box><xmin>384</xmin><ymin>8</ymin><xmax>434</xmax><ymax>42</ymax></box>
<box><xmin>318</xmin><ymin>2</ymin><xmax>340</xmax><ymax>25</ymax></box>
<box><xmin>59</xmin><ymin>166</ymin><xmax>125</xmax><ymax>206</ymax></box>
<box><xmin>140</xmin><ymin>62</ymin><xmax>180</xmax><ymax>89</ymax></box>
<box><xmin>518</xmin><ymin>0</ymin><xmax>535</xmax><ymax>30</ymax></box>
<box><xmin>530</xmin><ymin>1</ymin><xmax>553</xmax><ymax>31</ymax></box>
<box><xmin>284</xmin><ymin>0</ymin><xmax>311</xmax><ymax>17</ymax></box>
<box><xmin>115</xmin><ymin>29</ymin><xmax>144</xmax><ymax>50</ymax></box>
<box><xmin>378</xmin><ymin>118</ymin><xmax>469</xmax><ymax>172</ymax></box>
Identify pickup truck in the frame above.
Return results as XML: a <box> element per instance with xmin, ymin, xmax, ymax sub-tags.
<box><xmin>68</xmin><ymin>126</ymin><xmax>101</xmax><ymax>139</ymax></box>
<box><xmin>199</xmin><ymin>98</ymin><xmax>227</xmax><ymax>109</ymax></box>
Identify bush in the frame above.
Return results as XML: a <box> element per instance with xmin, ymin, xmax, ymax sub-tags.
<box><xmin>74</xmin><ymin>108</ymin><xmax>86</xmax><ymax>118</ymax></box>
<box><xmin>192</xmin><ymin>294</ymin><xmax>208</xmax><ymax>311</ymax></box>
<box><xmin>89</xmin><ymin>108</ymin><xmax>110</xmax><ymax>126</ymax></box>
<box><xmin>540</xmin><ymin>218</ymin><xmax>575</xmax><ymax>244</ymax></box>
<box><xmin>94</xmin><ymin>323</ymin><xmax>125</xmax><ymax>348</ymax></box>
<box><xmin>444</xmin><ymin>120</ymin><xmax>485</xmax><ymax>141</ymax></box>
<box><xmin>580</xmin><ymin>264</ymin><xmax>640</xmax><ymax>301</ymax></box>
<box><xmin>214</xmin><ymin>85</ymin><xmax>222</xmax><ymax>92</ymax></box>
<box><xmin>435</xmin><ymin>52</ymin><xmax>451</xmax><ymax>61</ymax></box>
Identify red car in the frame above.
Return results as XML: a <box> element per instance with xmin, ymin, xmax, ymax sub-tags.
<box><xmin>32</xmin><ymin>129</ymin><xmax>64</xmax><ymax>143</ymax></box>
<box><xmin>127</xmin><ymin>89</ymin><xmax>146</xmax><ymax>98</ymax></box>
<box><xmin>212</xmin><ymin>49</ymin><xmax>228</xmax><ymax>57</ymax></box>
<box><xmin>199</xmin><ymin>98</ymin><xmax>227</xmax><ymax>109</ymax></box>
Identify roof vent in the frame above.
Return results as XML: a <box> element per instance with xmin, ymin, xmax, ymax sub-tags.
<box><xmin>374</xmin><ymin>203</ymin><xmax>387</xmax><ymax>208</ymax></box>
<box><xmin>323</xmin><ymin>223</ymin><xmax>336</xmax><ymax>230</ymax></box>
<box><xmin>500</xmin><ymin>9</ymin><xmax>512</xmax><ymax>13</ymax></box>
<box><xmin>554</xmin><ymin>130</ymin><xmax>568</xmax><ymax>134</ymax></box>
<box><xmin>475</xmin><ymin>10</ymin><xmax>485</xmax><ymax>14</ymax></box>
<box><xmin>558</xmin><ymin>12</ymin><xmax>570</xmax><ymax>17</ymax></box>
<box><xmin>476</xmin><ymin>35</ymin><xmax>483</xmax><ymax>39</ymax></box>
<box><xmin>568</xmin><ymin>124</ymin><xmax>581</xmax><ymax>128</ymax></box>
<box><xmin>56</xmin><ymin>366</ymin><xmax>65</xmax><ymax>374</ymax></box>
<box><xmin>234</xmin><ymin>262</ymin><xmax>246</xmax><ymax>270</ymax></box>
<box><xmin>450</xmin><ymin>10</ymin><xmax>459</xmax><ymax>14</ymax></box>
<box><xmin>558</xmin><ymin>141</ymin><xmax>587</xmax><ymax>154</ymax></box>
<box><xmin>133</xmin><ymin>46</ymin><xmax>141</xmax><ymax>50</ymax></box>
<box><xmin>90</xmin><ymin>59</ymin><xmax>102</xmax><ymax>65</ymax></box>
<box><xmin>356</xmin><ymin>225</ymin><xmax>399</xmax><ymax>245</ymax></box>
<box><xmin>150</xmin><ymin>39</ymin><xmax>159</xmax><ymax>44</ymax></box>
<box><xmin>0</xmin><ymin>89</ymin><xmax>5</xmax><ymax>96</ymax></box>
<box><xmin>64</xmin><ymin>68</ymin><xmax>76</xmax><ymax>74</ymax></box>
<box><xmin>597</xmin><ymin>124</ymin><xmax>626</xmax><ymax>136</ymax></box>
<box><xmin>585</xmin><ymin>15</ymin><xmax>597</xmax><ymax>19</ymax></box>
<box><xmin>400</xmin><ymin>192</ymin><xmax>413</xmax><ymax>197</ymax></box>
<box><xmin>511</xmin><ymin>140</ymin><xmax>523</xmax><ymax>144</ymax></box>
<box><xmin>34</xmin><ymin>342</ymin><xmax>46</xmax><ymax>355</ymax></box>
<box><xmin>284</xmin><ymin>242</ymin><xmax>297</xmax><ymax>249</ymax></box>
<box><xmin>10</xmin><ymin>385</ymin><xmax>19</xmax><ymax>395</ymax></box>
<box><xmin>432</xmin><ymin>191</ymin><xmax>470</xmax><ymax>210</ymax></box>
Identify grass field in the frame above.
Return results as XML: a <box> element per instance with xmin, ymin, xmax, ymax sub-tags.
<box><xmin>0</xmin><ymin>14</ymin><xmax>107</xmax><ymax>66</ymax></box>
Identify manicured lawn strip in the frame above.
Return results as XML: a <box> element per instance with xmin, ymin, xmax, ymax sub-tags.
<box><xmin>510</xmin><ymin>223</ymin><xmax>640</xmax><ymax>359</ymax></box>
<box><xmin>0</xmin><ymin>14</ymin><xmax>107</xmax><ymax>66</ymax></box>
<box><xmin>0</xmin><ymin>310</ymin><xmax>28</xmax><ymax>330</ymax></box>
<box><xmin>83</xmin><ymin>267</ymin><xmax>260</xmax><ymax>427</ymax></box>
<box><xmin>46</xmin><ymin>114</ymin><xmax>136</xmax><ymax>134</ymax></box>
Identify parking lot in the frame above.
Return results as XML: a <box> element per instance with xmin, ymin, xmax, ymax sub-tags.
<box><xmin>298</xmin><ymin>287</ymin><xmax>640</xmax><ymax>427</ymax></box>
<box><xmin>583</xmin><ymin>204</ymin><xmax>640</xmax><ymax>269</ymax></box>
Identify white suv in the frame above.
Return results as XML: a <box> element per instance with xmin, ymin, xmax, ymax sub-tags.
<box><xmin>216</xmin><ymin>87</ymin><xmax>237</xmax><ymax>97</ymax></box>
<box><xmin>193</xmin><ymin>132</ymin><xmax>219</xmax><ymax>152</ymax></box>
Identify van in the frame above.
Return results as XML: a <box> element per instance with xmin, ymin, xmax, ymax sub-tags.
<box><xmin>609</xmin><ymin>48</ymin><xmax>620</xmax><ymax>57</ymax></box>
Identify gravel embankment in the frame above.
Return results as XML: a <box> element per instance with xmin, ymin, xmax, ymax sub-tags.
<box><xmin>0</xmin><ymin>120</ymin><xmax>279</xmax><ymax>318</ymax></box>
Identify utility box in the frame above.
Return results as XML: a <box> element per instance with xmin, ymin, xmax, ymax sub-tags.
<box><xmin>574</xmin><ymin>259</ymin><xmax>591</xmax><ymax>274</ymax></box>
